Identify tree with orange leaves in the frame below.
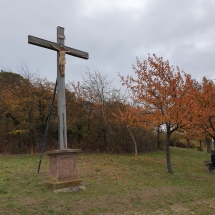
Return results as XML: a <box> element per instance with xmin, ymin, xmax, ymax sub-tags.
<box><xmin>120</xmin><ymin>54</ymin><xmax>195</xmax><ymax>173</ymax></box>
<box><xmin>190</xmin><ymin>77</ymin><xmax>215</xmax><ymax>152</ymax></box>
<box><xmin>112</xmin><ymin>104</ymin><xmax>149</xmax><ymax>157</ymax></box>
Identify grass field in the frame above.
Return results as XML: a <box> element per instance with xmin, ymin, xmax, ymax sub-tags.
<box><xmin>1</xmin><ymin>147</ymin><xmax>215</xmax><ymax>215</ymax></box>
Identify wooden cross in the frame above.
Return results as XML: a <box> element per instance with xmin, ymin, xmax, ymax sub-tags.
<box><xmin>28</xmin><ymin>26</ymin><xmax>89</xmax><ymax>149</ymax></box>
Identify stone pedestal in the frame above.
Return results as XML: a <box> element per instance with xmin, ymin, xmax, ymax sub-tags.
<box><xmin>45</xmin><ymin>149</ymin><xmax>82</xmax><ymax>190</ymax></box>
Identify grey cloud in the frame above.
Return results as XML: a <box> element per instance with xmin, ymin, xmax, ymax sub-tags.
<box><xmin>0</xmin><ymin>0</ymin><xmax>215</xmax><ymax>87</ymax></box>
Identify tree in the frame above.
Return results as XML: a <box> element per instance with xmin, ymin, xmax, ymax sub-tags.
<box><xmin>113</xmin><ymin>104</ymin><xmax>141</xmax><ymax>156</ymax></box>
<box><xmin>0</xmin><ymin>70</ymin><xmax>30</xmax><ymax>152</ymax></box>
<box><xmin>120</xmin><ymin>54</ymin><xmax>194</xmax><ymax>173</ymax></box>
<box><xmin>71</xmin><ymin>69</ymin><xmax>120</xmax><ymax>151</ymax></box>
<box><xmin>189</xmin><ymin>77</ymin><xmax>215</xmax><ymax>153</ymax></box>
<box><xmin>0</xmin><ymin>70</ymin><xmax>58</xmax><ymax>153</ymax></box>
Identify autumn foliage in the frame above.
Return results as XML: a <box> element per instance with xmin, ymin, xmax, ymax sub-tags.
<box><xmin>0</xmin><ymin>70</ymin><xmax>156</xmax><ymax>154</ymax></box>
<box><xmin>1</xmin><ymin>52</ymin><xmax>215</xmax><ymax>174</ymax></box>
<box><xmin>120</xmin><ymin>54</ymin><xmax>199</xmax><ymax>172</ymax></box>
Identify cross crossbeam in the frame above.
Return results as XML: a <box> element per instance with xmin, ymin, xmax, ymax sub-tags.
<box><xmin>28</xmin><ymin>35</ymin><xmax>89</xmax><ymax>59</ymax></box>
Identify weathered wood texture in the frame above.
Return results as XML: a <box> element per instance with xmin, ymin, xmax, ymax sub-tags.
<box><xmin>57</xmin><ymin>26</ymin><xmax>67</xmax><ymax>149</ymax></box>
<box><xmin>28</xmin><ymin>36</ymin><xmax>89</xmax><ymax>59</ymax></box>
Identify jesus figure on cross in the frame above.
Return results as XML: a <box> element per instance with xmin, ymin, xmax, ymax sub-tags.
<box><xmin>50</xmin><ymin>43</ymin><xmax>71</xmax><ymax>76</ymax></box>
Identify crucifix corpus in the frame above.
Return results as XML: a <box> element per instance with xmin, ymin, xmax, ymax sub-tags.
<box><xmin>28</xmin><ymin>26</ymin><xmax>89</xmax><ymax>190</ymax></box>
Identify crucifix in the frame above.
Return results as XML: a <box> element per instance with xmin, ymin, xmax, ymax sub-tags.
<box><xmin>28</xmin><ymin>26</ymin><xmax>89</xmax><ymax>149</ymax></box>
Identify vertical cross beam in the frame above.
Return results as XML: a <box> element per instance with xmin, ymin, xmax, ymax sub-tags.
<box><xmin>57</xmin><ymin>27</ymin><xmax>67</xmax><ymax>149</ymax></box>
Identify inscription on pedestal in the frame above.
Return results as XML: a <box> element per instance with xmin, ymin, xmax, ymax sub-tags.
<box><xmin>46</xmin><ymin>149</ymin><xmax>81</xmax><ymax>184</ymax></box>
<box><xmin>60</xmin><ymin>157</ymin><xmax>73</xmax><ymax>178</ymax></box>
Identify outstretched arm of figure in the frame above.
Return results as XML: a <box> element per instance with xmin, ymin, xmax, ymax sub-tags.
<box><xmin>65</xmin><ymin>50</ymin><xmax>72</xmax><ymax>53</ymax></box>
<box><xmin>50</xmin><ymin>43</ymin><xmax>60</xmax><ymax>51</ymax></box>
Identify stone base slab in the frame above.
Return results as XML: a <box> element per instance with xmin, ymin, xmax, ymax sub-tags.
<box><xmin>46</xmin><ymin>179</ymin><xmax>82</xmax><ymax>190</ymax></box>
<box><xmin>53</xmin><ymin>185</ymin><xmax>86</xmax><ymax>193</ymax></box>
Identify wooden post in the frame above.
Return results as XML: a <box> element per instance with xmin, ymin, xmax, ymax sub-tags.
<box><xmin>57</xmin><ymin>27</ymin><xmax>67</xmax><ymax>149</ymax></box>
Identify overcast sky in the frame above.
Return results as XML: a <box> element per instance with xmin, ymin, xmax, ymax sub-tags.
<box><xmin>1</xmin><ymin>0</ymin><xmax>215</xmax><ymax>89</ymax></box>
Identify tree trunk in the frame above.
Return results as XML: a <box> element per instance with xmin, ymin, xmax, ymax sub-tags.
<box><xmin>206</xmin><ymin>138</ymin><xmax>211</xmax><ymax>153</ymax></box>
<box><xmin>103</xmin><ymin>127</ymin><xmax>106</xmax><ymax>151</ymax></box>
<box><xmin>166</xmin><ymin>126</ymin><xmax>173</xmax><ymax>173</ymax></box>
<box><xmin>186</xmin><ymin>138</ymin><xmax>190</xmax><ymax>148</ymax></box>
<box><xmin>157</xmin><ymin>125</ymin><xmax>161</xmax><ymax>150</ymax></box>
<box><xmin>30</xmin><ymin>145</ymin><xmax>34</xmax><ymax>154</ymax></box>
<box><xmin>199</xmin><ymin>140</ymin><xmax>202</xmax><ymax>151</ymax></box>
<box><xmin>212</xmin><ymin>137</ymin><xmax>215</xmax><ymax>151</ymax></box>
<box><xmin>126</xmin><ymin>126</ymin><xmax>138</xmax><ymax>157</ymax></box>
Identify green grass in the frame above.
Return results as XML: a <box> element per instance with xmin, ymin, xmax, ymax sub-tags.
<box><xmin>0</xmin><ymin>147</ymin><xmax>215</xmax><ymax>215</ymax></box>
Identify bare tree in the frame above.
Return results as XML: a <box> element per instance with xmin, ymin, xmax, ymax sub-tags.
<box><xmin>71</xmin><ymin>68</ymin><xmax>121</xmax><ymax>151</ymax></box>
